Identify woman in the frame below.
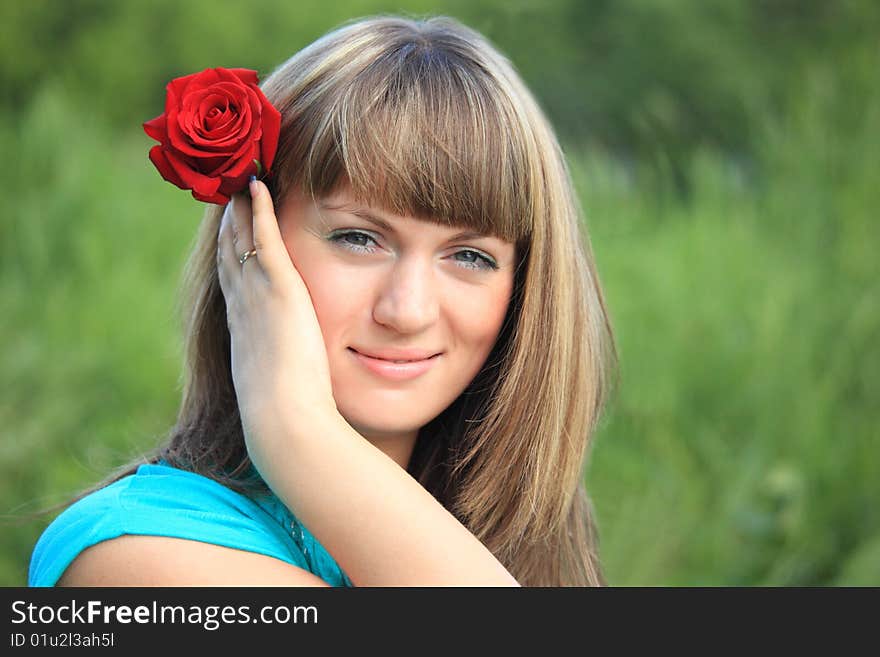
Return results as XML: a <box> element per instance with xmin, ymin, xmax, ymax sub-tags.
<box><xmin>29</xmin><ymin>15</ymin><xmax>616</xmax><ymax>587</ymax></box>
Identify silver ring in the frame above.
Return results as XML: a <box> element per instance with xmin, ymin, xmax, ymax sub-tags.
<box><xmin>239</xmin><ymin>249</ymin><xmax>257</xmax><ymax>265</ymax></box>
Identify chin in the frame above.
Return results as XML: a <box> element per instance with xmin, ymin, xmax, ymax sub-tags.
<box><xmin>334</xmin><ymin>379</ymin><xmax>455</xmax><ymax>426</ymax></box>
<box><xmin>343</xmin><ymin>414</ymin><xmax>424</xmax><ymax>439</ymax></box>
<box><xmin>338</xmin><ymin>399</ymin><xmax>443</xmax><ymax>438</ymax></box>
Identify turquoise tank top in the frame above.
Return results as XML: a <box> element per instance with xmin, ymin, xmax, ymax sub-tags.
<box><xmin>28</xmin><ymin>463</ymin><xmax>353</xmax><ymax>587</ymax></box>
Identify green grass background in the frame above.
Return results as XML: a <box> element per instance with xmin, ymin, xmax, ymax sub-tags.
<box><xmin>2</xmin><ymin>1</ymin><xmax>878</xmax><ymax>586</ymax></box>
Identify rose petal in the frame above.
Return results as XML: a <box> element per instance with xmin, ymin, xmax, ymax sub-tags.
<box><xmin>204</xmin><ymin>109</ymin><xmax>237</xmax><ymax>134</ymax></box>
<box><xmin>169</xmin><ymin>95</ymin><xmax>244</xmax><ymax>157</ymax></box>
<box><xmin>184</xmin><ymin>87</ymin><xmax>229</xmax><ymax>120</ymax></box>
<box><xmin>143</xmin><ymin>114</ymin><xmax>168</xmax><ymax>143</ymax></box>
<box><xmin>148</xmin><ymin>145</ymin><xmax>187</xmax><ymax>189</ymax></box>
<box><xmin>199</xmin><ymin>94</ymin><xmax>232</xmax><ymax>131</ymax></box>
<box><xmin>217</xmin><ymin>176</ymin><xmax>248</xmax><ymax>200</ymax></box>
<box><xmin>179</xmin><ymin>84</ymin><xmax>253</xmax><ymax>149</ymax></box>
<box><xmin>198</xmin><ymin>154</ymin><xmax>239</xmax><ymax>177</ymax></box>
<box><xmin>218</xmin><ymin>68</ymin><xmax>259</xmax><ymax>87</ymax></box>
<box><xmin>221</xmin><ymin>142</ymin><xmax>260</xmax><ymax>178</ymax></box>
<box><xmin>175</xmin><ymin>68</ymin><xmax>225</xmax><ymax>100</ymax></box>
<box><xmin>164</xmin><ymin>149</ymin><xmax>222</xmax><ymax>199</ymax></box>
<box><xmin>165</xmin><ymin>74</ymin><xmax>196</xmax><ymax>110</ymax></box>
<box><xmin>181</xmin><ymin>88</ymin><xmax>225</xmax><ymax>135</ymax></box>
<box><xmin>192</xmin><ymin>188</ymin><xmax>231</xmax><ymax>204</ymax></box>
<box><xmin>210</xmin><ymin>134</ymin><xmax>260</xmax><ymax>176</ymax></box>
<box><xmin>166</xmin><ymin>120</ymin><xmax>236</xmax><ymax>158</ymax></box>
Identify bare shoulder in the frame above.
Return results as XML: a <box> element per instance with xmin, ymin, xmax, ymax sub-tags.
<box><xmin>57</xmin><ymin>535</ymin><xmax>331</xmax><ymax>587</ymax></box>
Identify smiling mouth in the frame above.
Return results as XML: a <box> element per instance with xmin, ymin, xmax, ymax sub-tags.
<box><xmin>347</xmin><ymin>348</ymin><xmax>442</xmax><ymax>381</ymax></box>
<box><xmin>347</xmin><ymin>348</ymin><xmax>441</xmax><ymax>362</ymax></box>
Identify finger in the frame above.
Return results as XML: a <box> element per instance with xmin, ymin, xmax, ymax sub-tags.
<box><xmin>229</xmin><ymin>192</ymin><xmax>255</xmax><ymax>260</ymax></box>
<box><xmin>248</xmin><ymin>178</ymin><xmax>287</xmax><ymax>276</ymax></box>
<box><xmin>218</xmin><ymin>194</ymin><xmax>255</xmax><ymax>277</ymax></box>
<box><xmin>217</xmin><ymin>201</ymin><xmax>242</xmax><ymax>297</ymax></box>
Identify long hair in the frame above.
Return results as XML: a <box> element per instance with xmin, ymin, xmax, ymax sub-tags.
<box><xmin>115</xmin><ymin>15</ymin><xmax>616</xmax><ymax>586</ymax></box>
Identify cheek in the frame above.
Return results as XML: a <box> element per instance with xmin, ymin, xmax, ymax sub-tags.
<box><xmin>304</xmin><ymin>267</ymin><xmax>370</xmax><ymax>338</ymax></box>
<box><xmin>446</xmin><ymin>281</ymin><xmax>513</xmax><ymax>355</ymax></box>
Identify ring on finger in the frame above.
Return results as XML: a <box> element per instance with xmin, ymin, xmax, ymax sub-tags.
<box><xmin>239</xmin><ymin>249</ymin><xmax>258</xmax><ymax>265</ymax></box>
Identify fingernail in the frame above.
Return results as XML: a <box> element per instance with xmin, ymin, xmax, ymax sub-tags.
<box><xmin>249</xmin><ymin>175</ymin><xmax>258</xmax><ymax>196</ymax></box>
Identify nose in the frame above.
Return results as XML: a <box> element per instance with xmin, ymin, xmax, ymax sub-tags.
<box><xmin>372</xmin><ymin>255</ymin><xmax>440</xmax><ymax>334</ymax></box>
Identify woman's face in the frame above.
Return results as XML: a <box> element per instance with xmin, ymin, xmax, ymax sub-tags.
<box><xmin>277</xmin><ymin>184</ymin><xmax>516</xmax><ymax>449</ymax></box>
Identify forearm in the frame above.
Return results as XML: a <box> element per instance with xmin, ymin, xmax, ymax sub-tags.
<box><xmin>254</xmin><ymin>409</ymin><xmax>520</xmax><ymax>587</ymax></box>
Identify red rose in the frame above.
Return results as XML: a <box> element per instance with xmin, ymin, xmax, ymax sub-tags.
<box><xmin>143</xmin><ymin>67</ymin><xmax>281</xmax><ymax>204</ymax></box>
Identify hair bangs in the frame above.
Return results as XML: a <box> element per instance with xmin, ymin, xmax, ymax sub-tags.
<box><xmin>297</xmin><ymin>41</ymin><xmax>534</xmax><ymax>244</ymax></box>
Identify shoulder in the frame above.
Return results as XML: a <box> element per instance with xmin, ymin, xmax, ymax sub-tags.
<box><xmin>57</xmin><ymin>535</ymin><xmax>329</xmax><ymax>586</ymax></box>
<box><xmin>29</xmin><ymin>463</ymin><xmax>341</xmax><ymax>586</ymax></box>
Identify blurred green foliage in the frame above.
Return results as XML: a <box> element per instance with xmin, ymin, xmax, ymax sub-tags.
<box><xmin>1</xmin><ymin>0</ymin><xmax>878</xmax><ymax>586</ymax></box>
<box><xmin>5</xmin><ymin>0</ymin><xmax>877</xmax><ymax>182</ymax></box>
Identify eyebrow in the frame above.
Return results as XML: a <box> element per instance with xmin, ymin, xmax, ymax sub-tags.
<box><xmin>318</xmin><ymin>201</ymin><xmax>494</xmax><ymax>243</ymax></box>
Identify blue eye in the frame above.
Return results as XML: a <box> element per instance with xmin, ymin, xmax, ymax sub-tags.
<box><xmin>327</xmin><ymin>230</ymin><xmax>379</xmax><ymax>254</ymax></box>
<box><xmin>452</xmin><ymin>249</ymin><xmax>498</xmax><ymax>271</ymax></box>
<box><xmin>327</xmin><ymin>230</ymin><xmax>498</xmax><ymax>271</ymax></box>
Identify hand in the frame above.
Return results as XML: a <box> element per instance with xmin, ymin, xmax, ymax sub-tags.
<box><xmin>216</xmin><ymin>179</ymin><xmax>338</xmax><ymax>471</ymax></box>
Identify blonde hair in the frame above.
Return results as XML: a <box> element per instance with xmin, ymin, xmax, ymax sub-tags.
<box><xmin>155</xmin><ymin>15</ymin><xmax>616</xmax><ymax>586</ymax></box>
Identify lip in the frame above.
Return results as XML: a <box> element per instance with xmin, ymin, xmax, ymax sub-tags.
<box><xmin>348</xmin><ymin>347</ymin><xmax>441</xmax><ymax>381</ymax></box>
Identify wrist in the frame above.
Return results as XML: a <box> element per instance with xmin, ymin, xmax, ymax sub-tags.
<box><xmin>281</xmin><ymin>399</ymin><xmax>346</xmax><ymax>440</ymax></box>
<box><xmin>239</xmin><ymin>394</ymin><xmax>341</xmax><ymax>453</ymax></box>
<box><xmin>245</xmin><ymin>401</ymin><xmax>353</xmax><ymax>505</ymax></box>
